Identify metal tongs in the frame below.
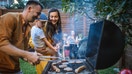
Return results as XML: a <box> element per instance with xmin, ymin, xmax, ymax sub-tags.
<box><xmin>39</xmin><ymin>56</ymin><xmax>63</xmax><ymax>61</ymax></box>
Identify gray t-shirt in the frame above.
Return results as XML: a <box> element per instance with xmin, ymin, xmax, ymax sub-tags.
<box><xmin>31</xmin><ymin>26</ymin><xmax>46</xmax><ymax>48</ymax></box>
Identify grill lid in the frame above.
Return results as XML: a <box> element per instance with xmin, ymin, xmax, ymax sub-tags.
<box><xmin>85</xmin><ymin>20</ymin><xmax>125</xmax><ymax>70</ymax></box>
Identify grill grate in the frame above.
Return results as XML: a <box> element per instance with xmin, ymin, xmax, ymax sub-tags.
<box><xmin>42</xmin><ymin>59</ymin><xmax>97</xmax><ymax>74</ymax></box>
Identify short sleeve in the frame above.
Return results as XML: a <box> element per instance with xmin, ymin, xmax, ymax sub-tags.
<box><xmin>38</xmin><ymin>29</ymin><xmax>46</xmax><ymax>39</ymax></box>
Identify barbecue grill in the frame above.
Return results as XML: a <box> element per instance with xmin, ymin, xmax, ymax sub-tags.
<box><xmin>42</xmin><ymin>20</ymin><xmax>125</xmax><ymax>74</ymax></box>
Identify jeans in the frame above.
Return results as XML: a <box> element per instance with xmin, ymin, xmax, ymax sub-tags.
<box><xmin>69</xmin><ymin>44</ymin><xmax>78</xmax><ymax>59</ymax></box>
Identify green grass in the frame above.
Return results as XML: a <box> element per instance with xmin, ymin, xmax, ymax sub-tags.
<box><xmin>20</xmin><ymin>59</ymin><xmax>118</xmax><ymax>74</ymax></box>
<box><xmin>98</xmin><ymin>66</ymin><xmax>118</xmax><ymax>74</ymax></box>
<box><xmin>20</xmin><ymin>59</ymin><xmax>36</xmax><ymax>74</ymax></box>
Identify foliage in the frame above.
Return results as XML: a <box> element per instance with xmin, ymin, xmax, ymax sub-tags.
<box><xmin>95</xmin><ymin>0</ymin><xmax>132</xmax><ymax>45</ymax></box>
<box><xmin>62</xmin><ymin>0</ymin><xmax>97</xmax><ymax>20</ymax></box>
<box><xmin>5</xmin><ymin>0</ymin><xmax>25</xmax><ymax>9</ymax></box>
<box><xmin>98</xmin><ymin>65</ymin><xmax>117</xmax><ymax>74</ymax></box>
<box><xmin>5</xmin><ymin>0</ymin><xmax>62</xmax><ymax>9</ymax></box>
<box><xmin>61</xmin><ymin>0</ymin><xmax>132</xmax><ymax>45</ymax></box>
<box><xmin>39</xmin><ymin>0</ymin><xmax>62</xmax><ymax>9</ymax></box>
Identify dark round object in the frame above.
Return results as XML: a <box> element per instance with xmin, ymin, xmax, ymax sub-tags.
<box><xmin>86</xmin><ymin>20</ymin><xmax>125</xmax><ymax>69</ymax></box>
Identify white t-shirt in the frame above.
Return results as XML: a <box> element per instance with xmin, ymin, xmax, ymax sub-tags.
<box><xmin>31</xmin><ymin>26</ymin><xmax>46</xmax><ymax>48</ymax></box>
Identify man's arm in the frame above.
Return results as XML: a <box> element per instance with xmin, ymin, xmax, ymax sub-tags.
<box><xmin>0</xmin><ymin>44</ymin><xmax>40</xmax><ymax>65</ymax></box>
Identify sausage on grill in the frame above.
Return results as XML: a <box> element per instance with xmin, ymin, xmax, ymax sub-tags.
<box><xmin>75</xmin><ymin>65</ymin><xmax>86</xmax><ymax>73</ymax></box>
<box><xmin>52</xmin><ymin>64</ymin><xmax>60</xmax><ymax>72</ymax></box>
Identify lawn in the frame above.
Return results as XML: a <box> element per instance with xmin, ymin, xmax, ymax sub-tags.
<box><xmin>20</xmin><ymin>59</ymin><xmax>118</xmax><ymax>74</ymax></box>
<box><xmin>98</xmin><ymin>66</ymin><xmax>118</xmax><ymax>74</ymax></box>
<box><xmin>20</xmin><ymin>59</ymin><xmax>36</xmax><ymax>74</ymax></box>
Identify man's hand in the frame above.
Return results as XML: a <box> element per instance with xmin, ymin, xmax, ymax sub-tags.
<box><xmin>27</xmin><ymin>52</ymin><xmax>43</xmax><ymax>65</ymax></box>
<box><xmin>23</xmin><ymin>51</ymin><xmax>40</xmax><ymax>65</ymax></box>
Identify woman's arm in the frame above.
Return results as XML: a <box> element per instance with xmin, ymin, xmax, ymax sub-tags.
<box><xmin>42</xmin><ymin>38</ymin><xmax>57</xmax><ymax>52</ymax></box>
